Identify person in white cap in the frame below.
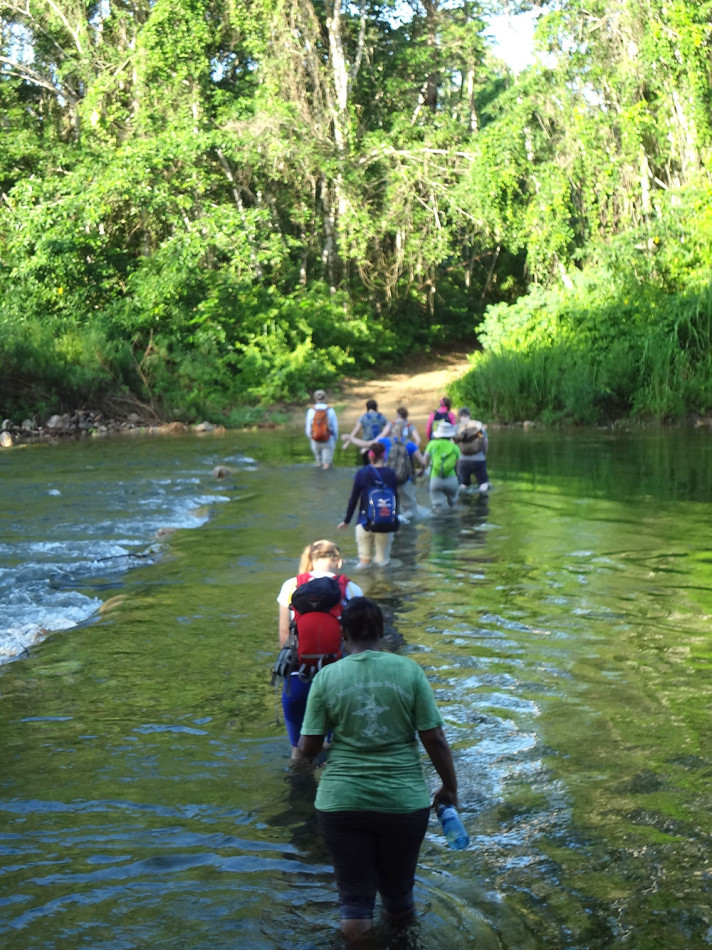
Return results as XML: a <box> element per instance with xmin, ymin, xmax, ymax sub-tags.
<box><xmin>423</xmin><ymin>420</ymin><xmax>461</xmax><ymax>510</ymax></box>
<box><xmin>454</xmin><ymin>407</ymin><xmax>489</xmax><ymax>493</ymax></box>
<box><xmin>305</xmin><ymin>390</ymin><xmax>339</xmax><ymax>469</ymax></box>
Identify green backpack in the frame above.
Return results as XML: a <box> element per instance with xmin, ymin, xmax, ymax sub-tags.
<box><xmin>439</xmin><ymin>446</ymin><xmax>457</xmax><ymax>478</ymax></box>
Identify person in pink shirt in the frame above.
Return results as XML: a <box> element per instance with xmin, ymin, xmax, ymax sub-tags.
<box><xmin>425</xmin><ymin>396</ymin><xmax>456</xmax><ymax>442</ymax></box>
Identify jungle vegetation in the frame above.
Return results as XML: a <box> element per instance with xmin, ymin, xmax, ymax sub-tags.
<box><xmin>1</xmin><ymin>0</ymin><xmax>711</xmax><ymax>423</ymax></box>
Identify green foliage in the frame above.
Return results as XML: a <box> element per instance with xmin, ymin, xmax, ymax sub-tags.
<box><xmin>1</xmin><ymin>0</ymin><xmax>712</xmax><ymax>423</ymax></box>
<box><xmin>451</xmin><ymin>234</ymin><xmax>712</xmax><ymax>424</ymax></box>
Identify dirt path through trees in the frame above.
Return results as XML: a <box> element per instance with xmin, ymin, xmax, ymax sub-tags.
<box><xmin>326</xmin><ymin>351</ymin><xmax>472</xmax><ymax>431</ymax></box>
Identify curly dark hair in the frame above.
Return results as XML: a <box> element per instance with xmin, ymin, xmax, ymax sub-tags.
<box><xmin>341</xmin><ymin>597</ymin><xmax>384</xmax><ymax>643</ymax></box>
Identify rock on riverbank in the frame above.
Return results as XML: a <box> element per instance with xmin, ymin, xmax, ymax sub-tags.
<box><xmin>0</xmin><ymin>412</ymin><xmax>226</xmax><ymax>447</ymax></box>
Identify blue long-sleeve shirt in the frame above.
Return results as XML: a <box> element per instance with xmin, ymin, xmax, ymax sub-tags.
<box><xmin>343</xmin><ymin>464</ymin><xmax>399</xmax><ymax>526</ymax></box>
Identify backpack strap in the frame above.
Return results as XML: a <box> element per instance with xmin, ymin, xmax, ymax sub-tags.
<box><xmin>368</xmin><ymin>464</ymin><xmax>384</xmax><ymax>485</ymax></box>
<box><xmin>289</xmin><ymin>572</ymin><xmax>311</xmax><ymax>639</ymax></box>
<box><xmin>334</xmin><ymin>573</ymin><xmax>350</xmax><ymax>607</ymax></box>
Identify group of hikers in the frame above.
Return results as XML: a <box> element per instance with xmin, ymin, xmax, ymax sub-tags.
<box><xmin>269</xmin><ymin>390</ymin><xmax>487</xmax><ymax>941</ymax></box>
<box><xmin>306</xmin><ymin>392</ymin><xmax>490</xmax><ymax>570</ymax></box>
<box><xmin>273</xmin><ymin>542</ymin><xmax>461</xmax><ymax>943</ymax></box>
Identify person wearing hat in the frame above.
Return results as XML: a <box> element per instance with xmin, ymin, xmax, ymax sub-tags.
<box><xmin>423</xmin><ymin>420</ymin><xmax>461</xmax><ymax>510</ymax></box>
<box><xmin>306</xmin><ymin>390</ymin><xmax>339</xmax><ymax>469</ymax></box>
<box><xmin>454</xmin><ymin>408</ymin><xmax>489</xmax><ymax>493</ymax></box>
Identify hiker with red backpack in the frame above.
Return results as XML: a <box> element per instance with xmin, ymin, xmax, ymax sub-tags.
<box><xmin>305</xmin><ymin>389</ymin><xmax>339</xmax><ymax>469</ymax></box>
<box><xmin>274</xmin><ymin>539</ymin><xmax>363</xmax><ymax>759</ymax></box>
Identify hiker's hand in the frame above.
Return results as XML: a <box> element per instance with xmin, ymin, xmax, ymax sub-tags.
<box><xmin>337</xmin><ymin>521</ymin><xmax>348</xmax><ymax>530</ymax></box>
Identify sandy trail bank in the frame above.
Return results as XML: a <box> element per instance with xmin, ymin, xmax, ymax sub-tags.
<box><xmin>287</xmin><ymin>351</ymin><xmax>474</xmax><ymax>432</ymax></box>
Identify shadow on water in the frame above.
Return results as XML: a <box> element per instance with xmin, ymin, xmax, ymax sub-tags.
<box><xmin>1</xmin><ymin>426</ymin><xmax>712</xmax><ymax>947</ymax></box>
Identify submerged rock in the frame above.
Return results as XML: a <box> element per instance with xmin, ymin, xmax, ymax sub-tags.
<box><xmin>212</xmin><ymin>465</ymin><xmax>235</xmax><ymax>479</ymax></box>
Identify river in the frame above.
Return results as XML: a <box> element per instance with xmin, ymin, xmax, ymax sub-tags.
<box><xmin>1</xmin><ymin>426</ymin><xmax>711</xmax><ymax>949</ymax></box>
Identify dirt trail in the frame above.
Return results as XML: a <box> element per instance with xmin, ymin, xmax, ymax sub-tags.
<box><xmin>325</xmin><ymin>351</ymin><xmax>473</xmax><ymax>431</ymax></box>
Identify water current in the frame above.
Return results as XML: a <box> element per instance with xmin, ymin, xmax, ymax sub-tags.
<box><xmin>1</xmin><ymin>426</ymin><xmax>711</xmax><ymax>949</ymax></box>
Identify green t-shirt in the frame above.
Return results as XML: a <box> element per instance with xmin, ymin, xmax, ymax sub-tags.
<box><xmin>301</xmin><ymin>650</ymin><xmax>444</xmax><ymax>812</ymax></box>
<box><xmin>425</xmin><ymin>438</ymin><xmax>460</xmax><ymax>478</ymax></box>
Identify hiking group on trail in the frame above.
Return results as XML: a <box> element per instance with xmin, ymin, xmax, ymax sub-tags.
<box><xmin>272</xmin><ymin>390</ymin><xmax>490</xmax><ymax>941</ymax></box>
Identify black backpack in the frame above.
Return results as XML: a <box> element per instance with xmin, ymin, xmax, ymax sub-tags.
<box><xmin>270</xmin><ymin>574</ymin><xmax>349</xmax><ymax>687</ymax></box>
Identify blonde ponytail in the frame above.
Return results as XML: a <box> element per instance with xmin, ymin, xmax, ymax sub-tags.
<box><xmin>298</xmin><ymin>539</ymin><xmax>342</xmax><ymax>574</ymax></box>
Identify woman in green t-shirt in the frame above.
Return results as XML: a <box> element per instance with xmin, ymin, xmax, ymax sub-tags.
<box><xmin>297</xmin><ymin>597</ymin><xmax>460</xmax><ymax>942</ymax></box>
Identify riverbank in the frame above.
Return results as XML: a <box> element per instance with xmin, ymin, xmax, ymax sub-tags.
<box><xmin>4</xmin><ymin>347</ymin><xmax>710</xmax><ymax>450</ymax></box>
<box><xmin>282</xmin><ymin>349</ymin><xmax>474</xmax><ymax>432</ymax></box>
<box><xmin>0</xmin><ymin>350</ymin><xmax>476</xmax><ymax>448</ymax></box>
<box><xmin>0</xmin><ymin>409</ymin><xmax>231</xmax><ymax>449</ymax></box>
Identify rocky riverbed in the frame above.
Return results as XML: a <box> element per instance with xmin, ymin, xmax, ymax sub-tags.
<box><xmin>0</xmin><ymin>411</ymin><xmax>226</xmax><ymax>448</ymax></box>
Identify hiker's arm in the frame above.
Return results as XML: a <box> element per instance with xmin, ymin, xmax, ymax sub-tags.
<box><xmin>278</xmin><ymin>605</ymin><xmax>291</xmax><ymax>646</ymax></box>
<box><xmin>329</xmin><ymin>408</ymin><xmax>339</xmax><ymax>440</ymax></box>
<box><xmin>410</xmin><ymin>424</ymin><xmax>422</xmax><ymax>447</ymax></box>
<box><xmin>344</xmin><ymin>433</ymin><xmax>373</xmax><ymax>448</ymax></box>
<box><xmin>380</xmin><ymin>422</ymin><xmax>393</xmax><ymax>438</ymax></box>
<box><xmin>339</xmin><ymin>475</ymin><xmax>362</xmax><ymax>527</ymax></box>
<box><xmin>296</xmin><ymin>732</ymin><xmax>326</xmax><ymax>764</ymax></box>
<box><xmin>419</xmin><ymin>726</ymin><xmax>459</xmax><ymax>809</ymax></box>
<box><xmin>412</xmin><ymin>448</ymin><xmax>428</xmax><ymax>469</ymax></box>
<box><xmin>305</xmin><ymin>409</ymin><xmax>313</xmax><ymax>438</ymax></box>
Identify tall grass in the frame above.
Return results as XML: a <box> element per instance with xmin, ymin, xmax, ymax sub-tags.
<box><xmin>451</xmin><ymin>279</ymin><xmax>712</xmax><ymax>424</ymax></box>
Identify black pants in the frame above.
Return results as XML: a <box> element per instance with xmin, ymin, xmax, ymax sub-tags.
<box><xmin>457</xmin><ymin>457</ymin><xmax>488</xmax><ymax>487</ymax></box>
<box><xmin>317</xmin><ymin>808</ymin><xmax>430</xmax><ymax>920</ymax></box>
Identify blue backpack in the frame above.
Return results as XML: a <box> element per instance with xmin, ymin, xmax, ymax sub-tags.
<box><xmin>365</xmin><ymin>469</ymin><xmax>398</xmax><ymax>533</ymax></box>
<box><xmin>363</xmin><ymin>411</ymin><xmax>386</xmax><ymax>440</ymax></box>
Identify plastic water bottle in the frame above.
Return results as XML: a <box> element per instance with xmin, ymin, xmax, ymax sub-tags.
<box><xmin>436</xmin><ymin>803</ymin><xmax>470</xmax><ymax>850</ymax></box>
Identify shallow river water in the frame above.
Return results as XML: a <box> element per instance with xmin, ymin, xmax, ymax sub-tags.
<box><xmin>1</xmin><ymin>426</ymin><xmax>711</xmax><ymax>949</ymax></box>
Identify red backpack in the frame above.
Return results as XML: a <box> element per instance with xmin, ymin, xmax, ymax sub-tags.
<box><xmin>310</xmin><ymin>407</ymin><xmax>331</xmax><ymax>442</ymax></box>
<box><xmin>290</xmin><ymin>572</ymin><xmax>349</xmax><ymax>679</ymax></box>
